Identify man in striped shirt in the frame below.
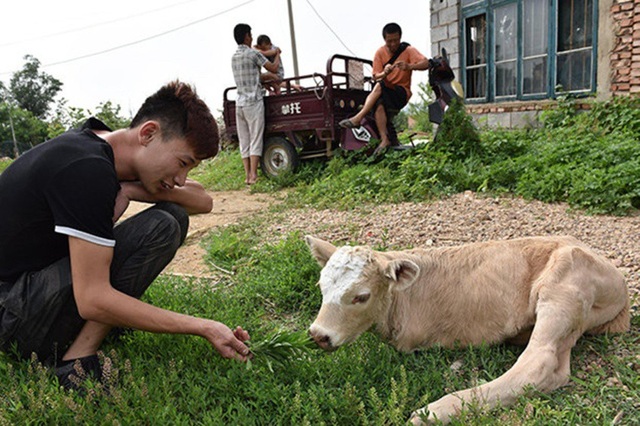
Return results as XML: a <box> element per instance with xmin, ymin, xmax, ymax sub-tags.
<box><xmin>232</xmin><ymin>23</ymin><xmax>281</xmax><ymax>185</ymax></box>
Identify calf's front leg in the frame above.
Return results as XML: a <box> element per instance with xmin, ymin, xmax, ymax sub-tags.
<box><xmin>409</xmin><ymin>299</ymin><xmax>584</xmax><ymax>424</ymax></box>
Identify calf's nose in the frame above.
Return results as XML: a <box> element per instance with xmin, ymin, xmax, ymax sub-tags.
<box><xmin>308</xmin><ymin>328</ymin><xmax>333</xmax><ymax>351</ymax></box>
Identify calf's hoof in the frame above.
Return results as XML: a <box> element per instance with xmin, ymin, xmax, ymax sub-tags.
<box><xmin>409</xmin><ymin>408</ymin><xmax>429</xmax><ymax>425</ymax></box>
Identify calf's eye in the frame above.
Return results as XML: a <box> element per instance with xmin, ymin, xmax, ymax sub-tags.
<box><xmin>351</xmin><ymin>293</ymin><xmax>371</xmax><ymax>304</ymax></box>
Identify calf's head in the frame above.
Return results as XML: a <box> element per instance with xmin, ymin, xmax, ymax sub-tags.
<box><xmin>305</xmin><ymin>236</ymin><xmax>420</xmax><ymax>351</ymax></box>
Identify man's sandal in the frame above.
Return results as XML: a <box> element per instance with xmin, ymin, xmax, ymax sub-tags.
<box><xmin>338</xmin><ymin>119</ymin><xmax>359</xmax><ymax>129</ymax></box>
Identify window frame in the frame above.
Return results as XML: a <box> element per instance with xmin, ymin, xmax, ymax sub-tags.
<box><xmin>460</xmin><ymin>0</ymin><xmax>598</xmax><ymax>104</ymax></box>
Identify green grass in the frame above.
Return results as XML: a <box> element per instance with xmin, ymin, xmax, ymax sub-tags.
<box><xmin>1</xmin><ymin>229</ymin><xmax>638</xmax><ymax>425</ymax></box>
<box><xmin>0</xmin><ymin>157</ymin><xmax>12</xmax><ymax>173</ymax></box>
<box><xmin>189</xmin><ymin>149</ymin><xmax>247</xmax><ymax>191</ymax></box>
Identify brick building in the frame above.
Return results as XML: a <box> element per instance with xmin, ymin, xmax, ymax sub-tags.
<box><xmin>430</xmin><ymin>0</ymin><xmax>640</xmax><ymax>127</ymax></box>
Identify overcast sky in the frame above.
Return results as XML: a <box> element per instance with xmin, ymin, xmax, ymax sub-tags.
<box><xmin>0</xmin><ymin>0</ymin><xmax>431</xmax><ymax>118</ymax></box>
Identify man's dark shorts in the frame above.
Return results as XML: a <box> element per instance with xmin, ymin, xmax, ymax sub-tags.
<box><xmin>0</xmin><ymin>202</ymin><xmax>188</xmax><ymax>364</ymax></box>
<box><xmin>376</xmin><ymin>82</ymin><xmax>408</xmax><ymax>117</ymax></box>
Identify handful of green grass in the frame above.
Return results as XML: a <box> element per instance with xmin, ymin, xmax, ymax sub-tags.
<box><xmin>247</xmin><ymin>330</ymin><xmax>316</xmax><ymax>371</ymax></box>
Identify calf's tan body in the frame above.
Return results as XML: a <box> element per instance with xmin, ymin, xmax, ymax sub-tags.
<box><xmin>306</xmin><ymin>235</ymin><xmax>629</xmax><ymax>424</ymax></box>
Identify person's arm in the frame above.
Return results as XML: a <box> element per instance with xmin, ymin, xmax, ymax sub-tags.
<box><xmin>68</xmin><ymin>237</ymin><xmax>250</xmax><ymax>360</ymax></box>
<box><xmin>113</xmin><ymin>180</ymin><xmax>213</xmax><ymax>221</ymax></box>
<box><xmin>256</xmin><ymin>46</ymin><xmax>280</xmax><ymax>57</ymax></box>
<box><xmin>396</xmin><ymin>57</ymin><xmax>430</xmax><ymax>71</ymax></box>
<box><xmin>396</xmin><ymin>48</ymin><xmax>430</xmax><ymax>72</ymax></box>
<box><xmin>263</xmin><ymin>51</ymin><xmax>281</xmax><ymax>74</ymax></box>
<box><xmin>373</xmin><ymin>64</ymin><xmax>396</xmax><ymax>81</ymax></box>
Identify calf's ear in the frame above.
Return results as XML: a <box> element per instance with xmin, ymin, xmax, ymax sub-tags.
<box><xmin>385</xmin><ymin>259</ymin><xmax>420</xmax><ymax>291</ymax></box>
<box><xmin>305</xmin><ymin>235</ymin><xmax>337</xmax><ymax>267</ymax></box>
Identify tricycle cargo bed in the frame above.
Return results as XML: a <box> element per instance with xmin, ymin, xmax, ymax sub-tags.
<box><xmin>225</xmin><ymin>88</ymin><xmax>368</xmax><ymax>145</ymax></box>
<box><xmin>223</xmin><ymin>55</ymin><xmax>375</xmax><ymax>177</ymax></box>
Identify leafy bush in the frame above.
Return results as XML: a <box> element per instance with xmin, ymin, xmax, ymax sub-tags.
<box><xmin>431</xmin><ymin>98</ymin><xmax>483</xmax><ymax>159</ymax></box>
<box><xmin>0</xmin><ymin>157</ymin><xmax>13</xmax><ymax>172</ymax></box>
<box><xmin>514</xmin><ymin>123</ymin><xmax>640</xmax><ymax>214</ymax></box>
<box><xmin>542</xmin><ymin>94</ymin><xmax>640</xmax><ymax>135</ymax></box>
<box><xmin>405</xmin><ymin>81</ymin><xmax>435</xmax><ymax>134</ymax></box>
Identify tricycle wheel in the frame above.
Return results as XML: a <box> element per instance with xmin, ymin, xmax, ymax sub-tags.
<box><xmin>261</xmin><ymin>137</ymin><xmax>299</xmax><ymax>179</ymax></box>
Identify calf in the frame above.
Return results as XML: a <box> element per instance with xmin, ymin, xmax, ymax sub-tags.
<box><xmin>305</xmin><ymin>235</ymin><xmax>629</xmax><ymax>424</ymax></box>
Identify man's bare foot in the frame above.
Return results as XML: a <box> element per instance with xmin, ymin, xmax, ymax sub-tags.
<box><xmin>373</xmin><ymin>141</ymin><xmax>391</xmax><ymax>155</ymax></box>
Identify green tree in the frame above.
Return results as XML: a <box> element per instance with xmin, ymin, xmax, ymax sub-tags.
<box><xmin>0</xmin><ymin>102</ymin><xmax>48</xmax><ymax>155</ymax></box>
<box><xmin>94</xmin><ymin>100</ymin><xmax>131</xmax><ymax>129</ymax></box>
<box><xmin>48</xmin><ymin>99</ymin><xmax>131</xmax><ymax>140</ymax></box>
<box><xmin>9</xmin><ymin>55</ymin><xmax>62</xmax><ymax>119</ymax></box>
<box><xmin>405</xmin><ymin>81</ymin><xmax>434</xmax><ymax>133</ymax></box>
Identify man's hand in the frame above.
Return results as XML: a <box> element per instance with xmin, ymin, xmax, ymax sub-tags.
<box><xmin>396</xmin><ymin>61</ymin><xmax>412</xmax><ymax>71</ymax></box>
<box><xmin>202</xmin><ymin>321</ymin><xmax>251</xmax><ymax>361</ymax></box>
<box><xmin>112</xmin><ymin>188</ymin><xmax>131</xmax><ymax>222</ymax></box>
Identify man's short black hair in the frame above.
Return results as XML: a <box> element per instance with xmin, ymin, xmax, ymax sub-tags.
<box><xmin>234</xmin><ymin>23</ymin><xmax>251</xmax><ymax>45</ymax></box>
<box><xmin>382</xmin><ymin>22</ymin><xmax>402</xmax><ymax>39</ymax></box>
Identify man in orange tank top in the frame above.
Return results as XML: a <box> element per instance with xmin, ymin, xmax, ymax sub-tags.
<box><xmin>339</xmin><ymin>23</ymin><xmax>430</xmax><ymax>153</ymax></box>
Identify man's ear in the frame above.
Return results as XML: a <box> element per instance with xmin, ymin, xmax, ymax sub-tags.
<box><xmin>138</xmin><ymin>121</ymin><xmax>160</xmax><ymax>146</ymax></box>
<box><xmin>304</xmin><ymin>235</ymin><xmax>337</xmax><ymax>267</ymax></box>
<box><xmin>384</xmin><ymin>259</ymin><xmax>420</xmax><ymax>291</ymax></box>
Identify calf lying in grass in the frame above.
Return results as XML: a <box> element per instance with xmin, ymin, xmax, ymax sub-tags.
<box><xmin>305</xmin><ymin>235</ymin><xmax>629</xmax><ymax>424</ymax></box>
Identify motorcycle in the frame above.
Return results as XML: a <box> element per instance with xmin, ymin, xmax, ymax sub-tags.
<box><xmin>427</xmin><ymin>47</ymin><xmax>464</xmax><ymax>127</ymax></box>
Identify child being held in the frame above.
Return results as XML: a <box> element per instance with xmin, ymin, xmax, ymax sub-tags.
<box><xmin>254</xmin><ymin>35</ymin><xmax>301</xmax><ymax>94</ymax></box>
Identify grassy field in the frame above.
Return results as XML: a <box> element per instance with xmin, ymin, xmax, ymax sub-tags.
<box><xmin>1</xmin><ymin>226</ymin><xmax>638</xmax><ymax>425</ymax></box>
<box><xmin>1</xmin><ymin>95</ymin><xmax>639</xmax><ymax>424</ymax></box>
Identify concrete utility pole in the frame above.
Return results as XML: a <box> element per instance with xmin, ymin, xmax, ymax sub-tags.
<box><xmin>8</xmin><ymin>108</ymin><xmax>18</xmax><ymax>158</ymax></box>
<box><xmin>3</xmin><ymin>88</ymin><xmax>19</xmax><ymax>158</ymax></box>
<box><xmin>287</xmin><ymin>0</ymin><xmax>300</xmax><ymax>83</ymax></box>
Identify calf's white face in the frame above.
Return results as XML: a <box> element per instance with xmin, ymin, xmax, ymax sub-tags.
<box><xmin>305</xmin><ymin>235</ymin><xmax>420</xmax><ymax>351</ymax></box>
<box><xmin>309</xmin><ymin>246</ymin><xmax>377</xmax><ymax>350</ymax></box>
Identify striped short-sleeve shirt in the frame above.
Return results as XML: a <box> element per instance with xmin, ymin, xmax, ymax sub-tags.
<box><xmin>232</xmin><ymin>44</ymin><xmax>268</xmax><ymax>106</ymax></box>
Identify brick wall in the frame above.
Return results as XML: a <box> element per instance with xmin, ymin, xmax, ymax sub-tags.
<box><xmin>610</xmin><ymin>0</ymin><xmax>640</xmax><ymax>94</ymax></box>
<box><xmin>465</xmin><ymin>100</ymin><xmax>593</xmax><ymax>128</ymax></box>
<box><xmin>430</xmin><ymin>0</ymin><xmax>461</xmax><ymax>74</ymax></box>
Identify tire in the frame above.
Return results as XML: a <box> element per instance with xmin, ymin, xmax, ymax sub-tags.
<box><xmin>260</xmin><ymin>136</ymin><xmax>299</xmax><ymax>179</ymax></box>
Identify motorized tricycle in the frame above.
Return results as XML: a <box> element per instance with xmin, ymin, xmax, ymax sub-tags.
<box><xmin>222</xmin><ymin>49</ymin><xmax>461</xmax><ymax>179</ymax></box>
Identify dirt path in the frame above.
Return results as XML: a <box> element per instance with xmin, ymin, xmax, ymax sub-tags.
<box><xmin>122</xmin><ymin>190</ymin><xmax>276</xmax><ymax>277</ymax></box>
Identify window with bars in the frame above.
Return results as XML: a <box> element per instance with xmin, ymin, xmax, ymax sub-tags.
<box><xmin>461</xmin><ymin>0</ymin><xmax>596</xmax><ymax>102</ymax></box>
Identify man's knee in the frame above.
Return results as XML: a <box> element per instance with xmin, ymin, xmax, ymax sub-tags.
<box><xmin>115</xmin><ymin>202</ymin><xmax>189</xmax><ymax>252</ymax></box>
<box><xmin>150</xmin><ymin>202</ymin><xmax>189</xmax><ymax>245</ymax></box>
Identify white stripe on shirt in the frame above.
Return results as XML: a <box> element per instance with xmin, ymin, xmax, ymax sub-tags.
<box><xmin>55</xmin><ymin>226</ymin><xmax>116</xmax><ymax>247</ymax></box>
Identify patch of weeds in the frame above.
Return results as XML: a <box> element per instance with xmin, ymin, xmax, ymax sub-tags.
<box><xmin>189</xmin><ymin>149</ymin><xmax>246</xmax><ymax>191</ymax></box>
<box><xmin>247</xmin><ymin>329</ymin><xmax>316</xmax><ymax>372</ymax></box>
<box><xmin>202</xmin><ymin>222</ymin><xmax>262</xmax><ymax>272</ymax></box>
<box><xmin>0</xmin><ymin>157</ymin><xmax>12</xmax><ymax>173</ymax></box>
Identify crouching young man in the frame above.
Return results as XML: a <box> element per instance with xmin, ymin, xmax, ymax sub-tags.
<box><xmin>0</xmin><ymin>81</ymin><xmax>250</xmax><ymax>390</ymax></box>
